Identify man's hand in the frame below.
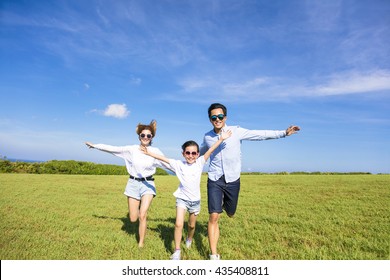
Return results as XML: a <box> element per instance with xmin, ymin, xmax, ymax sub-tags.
<box><xmin>286</xmin><ymin>125</ymin><xmax>300</xmax><ymax>136</ymax></box>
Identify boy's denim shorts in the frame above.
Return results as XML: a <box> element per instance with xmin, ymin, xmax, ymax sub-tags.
<box><xmin>124</xmin><ymin>178</ymin><xmax>156</xmax><ymax>200</ymax></box>
<box><xmin>207</xmin><ymin>175</ymin><xmax>240</xmax><ymax>215</ymax></box>
<box><xmin>176</xmin><ymin>197</ymin><xmax>201</xmax><ymax>215</ymax></box>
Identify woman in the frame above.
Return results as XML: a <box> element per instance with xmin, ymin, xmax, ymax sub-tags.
<box><xmin>85</xmin><ymin>120</ymin><xmax>167</xmax><ymax>247</ymax></box>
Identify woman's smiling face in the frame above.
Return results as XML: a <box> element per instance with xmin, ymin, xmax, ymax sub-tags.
<box><xmin>139</xmin><ymin>129</ymin><xmax>153</xmax><ymax>146</ymax></box>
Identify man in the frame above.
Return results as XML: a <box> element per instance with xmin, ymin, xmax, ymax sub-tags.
<box><xmin>200</xmin><ymin>103</ymin><xmax>300</xmax><ymax>260</ymax></box>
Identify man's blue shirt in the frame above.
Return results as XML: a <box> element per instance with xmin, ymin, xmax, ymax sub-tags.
<box><xmin>200</xmin><ymin>125</ymin><xmax>286</xmax><ymax>183</ymax></box>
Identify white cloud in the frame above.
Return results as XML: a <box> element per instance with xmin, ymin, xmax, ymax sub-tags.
<box><xmin>172</xmin><ymin>69</ymin><xmax>390</xmax><ymax>103</ymax></box>
<box><xmin>304</xmin><ymin>1</ymin><xmax>342</xmax><ymax>31</ymax></box>
<box><xmin>102</xmin><ymin>104</ymin><xmax>130</xmax><ymax>119</ymax></box>
<box><xmin>129</xmin><ymin>76</ymin><xmax>142</xmax><ymax>85</ymax></box>
<box><xmin>223</xmin><ymin>77</ymin><xmax>270</xmax><ymax>95</ymax></box>
<box><xmin>174</xmin><ymin>74</ymin><xmax>282</xmax><ymax>102</ymax></box>
<box><xmin>312</xmin><ymin>70</ymin><xmax>390</xmax><ymax>96</ymax></box>
<box><xmin>178</xmin><ymin>78</ymin><xmax>212</xmax><ymax>92</ymax></box>
<box><xmin>96</xmin><ymin>7</ymin><xmax>110</xmax><ymax>27</ymax></box>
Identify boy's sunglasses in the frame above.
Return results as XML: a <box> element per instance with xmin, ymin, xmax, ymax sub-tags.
<box><xmin>185</xmin><ymin>151</ymin><xmax>198</xmax><ymax>156</ymax></box>
<box><xmin>140</xmin><ymin>133</ymin><xmax>153</xmax><ymax>139</ymax></box>
<box><xmin>210</xmin><ymin>114</ymin><xmax>225</xmax><ymax>121</ymax></box>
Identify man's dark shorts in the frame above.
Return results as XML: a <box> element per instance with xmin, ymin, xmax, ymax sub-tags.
<box><xmin>207</xmin><ymin>175</ymin><xmax>240</xmax><ymax>216</ymax></box>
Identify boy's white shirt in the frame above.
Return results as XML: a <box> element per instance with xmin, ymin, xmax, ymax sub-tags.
<box><xmin>168</xmin><ymin>156</ymin><xmax>206</xmax><ymax>202</ymax></box>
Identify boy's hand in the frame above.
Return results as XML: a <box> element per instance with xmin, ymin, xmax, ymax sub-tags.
<box><xmin>139</xmin><ymin>145</ymin><xmax>148</xmax><ymax>154</ymax></box>
<box><xmin>221</xmin><ymin>130</ymin><xmax>232</xmax><ymax>140</ymax></box>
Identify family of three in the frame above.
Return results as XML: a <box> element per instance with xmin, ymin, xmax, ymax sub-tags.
<box><xmin>85</xmin><ymin>103</ymin><xmax>300</xmax><ymax>260</ymax></box>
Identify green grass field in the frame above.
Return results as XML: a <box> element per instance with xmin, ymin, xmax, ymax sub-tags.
<box><xmin>0</xmin><ymin>173</ymin><xmax>389</xmax><ymax>260</ymax></box>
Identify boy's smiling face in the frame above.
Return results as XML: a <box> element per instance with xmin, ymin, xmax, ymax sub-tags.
<box><xmin>182</xmin><ymin>145</ymin><xmax>199</xmax><ymax>164</ymax></box>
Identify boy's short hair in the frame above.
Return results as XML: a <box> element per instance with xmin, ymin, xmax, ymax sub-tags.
<box><xmin>208</xmin><ymin>103</ymin><xmax>227</xmax><ymax>117</ymax></box>
<box><xmin>182</xmin><ymin>140</ymin><xmax>199</xmax><ymax>152</ymax></box>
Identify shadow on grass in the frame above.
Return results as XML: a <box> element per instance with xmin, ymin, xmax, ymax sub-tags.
<box><xmin>150</xmin><ymin>217</ymin><xmax>175</xmax><ymax>254</ymax></box>
<box><xmin>149</xmin><ymin>218</ymin><xmax>209</xmax><ymax>259</ymax></box>
<box><xmin>191</xmin><ymin>221</ymin><xmax>209</xmax><ymax>259</ymax></box>
<box><xmin>93</xmin><ymin>214</ymin><xmax>209</xmax><ymax>259</ymax></box>
<box><xmin>93</xmin><ymin>214</ymin><xmax>139</xmax><ymax>244</ymax></box>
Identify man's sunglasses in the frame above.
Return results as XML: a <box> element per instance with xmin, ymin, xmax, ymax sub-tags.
<box><xmin>140</xmin><ymin>133</ymin><xmax>153</xmax><ymax>139</ymax></box>
<box><xmin>184</xmin><ymin>151</ymin><xmax>198</xmax><ymax>156</ymax></box>
<box><xmin>210</xmin><ymin>114</ymin><xmax>225</xmax><ymax>121</ymax></box>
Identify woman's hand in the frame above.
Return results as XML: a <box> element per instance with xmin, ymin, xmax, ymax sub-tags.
<box><xmin>85</xmin><ymin>142</ymin><xmax>94</xmax><ymax>149</ymax></box>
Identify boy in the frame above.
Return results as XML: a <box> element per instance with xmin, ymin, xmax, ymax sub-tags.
<box><xmin>140</xmin><ymin>130</ymin><xmax>231</xmax><ymax>260</ymax></box>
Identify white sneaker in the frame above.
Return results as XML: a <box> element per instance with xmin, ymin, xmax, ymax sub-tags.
<box><xmin>185</xmin><ymin>238</ymin><xmax>192</xmax><ymax>249</ymax></box>
<box><xmin>209</xmin><ymin>254</ymin><xmax>220</xmax><ymax>260</ymax></box>
<box><xmin>170</xmin><ymin>250</ymin><xmax>181</xmax><ymax>260</ymax></box>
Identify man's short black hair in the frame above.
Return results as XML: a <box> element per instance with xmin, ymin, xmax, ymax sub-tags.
<box><xmin>208</xmin><ymin>103</ymin><xmax>227</xmax><ymax>117</ymax></box>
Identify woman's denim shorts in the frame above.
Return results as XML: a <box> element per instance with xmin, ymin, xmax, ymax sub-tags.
<box><xmin>124</xmin><ymin>178</ymin><xmax>156</xmax><ymax>200</ymax></box>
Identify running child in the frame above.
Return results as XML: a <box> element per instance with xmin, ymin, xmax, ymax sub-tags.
<box><xmin>140</xmin><ymin>130</ymin><xmax>231</xmax><ymax>260</ymax></box>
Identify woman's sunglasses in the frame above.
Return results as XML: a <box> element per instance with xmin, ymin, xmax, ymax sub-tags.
<box><xmin>184</xmin><ymin>151</ymin><xmax>198</xmax><ymax>156</ymax></box>
<box><xmin>210</xmin><ymin>114</ymin><xmax>225</xmax><ymax>121</ymax></box>
<box><xmin>140</xmin><ymin>133</ymin><xmax>153</xmax><ymax>139</ymax></box>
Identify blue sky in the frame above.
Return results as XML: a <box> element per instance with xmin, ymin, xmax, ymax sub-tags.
<box><xmin>1</xmin><ymin>0</ymin><xmax>389</xmax><ymax>173</ymax></box>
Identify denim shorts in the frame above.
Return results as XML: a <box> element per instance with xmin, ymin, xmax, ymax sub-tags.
<box><xmin>207</xmin><ymin>175</ymin><xmax>240</xmax><ymax>215</ymax></box>
<box><xmin>176</xmin><ymin>198</ymin><xmax>201</xmax><ymax>215</ymax></box>
<box><xmin>124</xmin><ymin>178</ymin><xmax>156</xmax><ymax>200</ymax></box>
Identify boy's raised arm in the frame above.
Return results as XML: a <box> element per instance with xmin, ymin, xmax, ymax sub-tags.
<box><xmin>140</xmin><ymin>146</ymin><xmax>170</xmax><ymax>164</ymax></box>
<box><xmin>203</xmin><ymin>130</ymin><xmax>232</xmax><ymax>161</ymax></box>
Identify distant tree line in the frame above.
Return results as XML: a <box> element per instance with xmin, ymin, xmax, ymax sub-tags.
<box><xmin>0</xmin><ymin>158</ymin><xmax>169</xmax><ymax>175</ymax></box>
<box><xmin>0</xmin><ymin>156</ymin><xmax>378</xmax><ymax>175</ymax></box>
<box><xmin>241</xmin><ymin>171</ymin><xmax>373</xmax><ymax>175</ymax></box>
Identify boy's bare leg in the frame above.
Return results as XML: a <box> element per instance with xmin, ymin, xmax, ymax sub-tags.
<box><xmin>174</xmin><ymin>207</ymin><xmax>186</xmax><ymax>250</ymax></box>
<box><xmin>187</xmin><ymin>212</ymin><xmax>197</xmax><ymax>241</ymax></box>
